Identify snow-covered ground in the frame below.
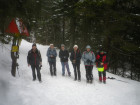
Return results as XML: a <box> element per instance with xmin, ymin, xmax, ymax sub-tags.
<box><xmin>0</xmin><ymin>40</ymin><xmax>140</xmax><ymax>105</ymax></box>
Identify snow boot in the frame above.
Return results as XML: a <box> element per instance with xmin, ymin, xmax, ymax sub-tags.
<box><xmin>62</xmin><ymin>74</ymin><xmax>65</xmax><ymax>76</ymax></box>
<box><xmin>54</xmin><ymin>71</ymin><xmax>57</xmax><ymax>76</ymax></box>
<box><xmin>103</xmin><ymin>77</ymin><xmax>106</xmax><ymax>81</ymax></box>
<box><xmin>74</xmin><ymin>78</ymin><xmax>77</xmax><ymax>81</ymax></box>
<box><xmin>89</xmin><ymin>80</ymin><xmax>93</xmax><ymax>84</ymax></box>
<box><xmin>39</xmin><ymin>80</ymin><xmax>42</xmax><ymax>83</ymax></box>
<box><xmin>78</xmin><ymin>79</ymin><xmax>81</xmax><ymax>82</ymax></box>
<box><xmin>99</xmin><ymin>80</ymin><xmax>102</xmax><ymax>83</ymax></box>
<box><xmin>103</xmin><ymin>81</ymin><xmax>106</xmax><ymax>84</ymax></box>
<box><xmin>68</xmin><ymin>72</ymin><xmax>71</xmax><ymax>77</ymax></box>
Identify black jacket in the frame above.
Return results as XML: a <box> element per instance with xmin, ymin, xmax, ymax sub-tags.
<box><xmin>27</xmin><ymin>49</ymin><xmax>42</xmax><ymax>66</ymax></box>
<box><xmin>70</xmin><ymin>49</ymin><xmax>81</xmax><ymax>64</ymax></box>
<box><xmin>59</xmin><ymin>49</ymin><xmax>69</xmax><ymax>62</ymax></box>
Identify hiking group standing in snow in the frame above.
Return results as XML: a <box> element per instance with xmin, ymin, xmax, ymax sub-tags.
<box><xmin>27</xmin><ymin>43</ymin><xmax>108</xmax><ymax>84</ymax></box>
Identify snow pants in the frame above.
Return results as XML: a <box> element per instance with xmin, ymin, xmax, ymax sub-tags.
<box><xmin>61</xmin><ymin>62</ymin><xmax>71</xmax><ymax>75</ymax></box>
<box><xmin>98</xmin><ymin>70</ymin><xmax>106</xmax><ymax>81</ymax></box>
<box><xmin>85</xmin><ymin>66</ymin><xmax>93</xmax><ymax>81</ymax></box>
<box><xmin>72</xmin><ymin>63</ymin><xmax>81</xmax><ymax>80</ymax></box>
<box><xmin>31</xmin><ymin>65</ymin><xmax>41</xmax><ymax>81</ymax></box>
<box><xmin>49</xmin><ymin>61</ymin><xmax>56</xmax><ymax>76</ymax></box>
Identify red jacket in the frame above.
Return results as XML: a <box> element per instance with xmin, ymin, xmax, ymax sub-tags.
<box><xmin>96</xmin><ymin>54</ymin><xmax>108</xmax><ymax>70</ymax></box>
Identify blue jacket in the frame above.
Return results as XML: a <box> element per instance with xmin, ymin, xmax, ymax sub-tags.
<box><xmin>47</xmin><ymin>47</ymin><xmax>57</xmax><ymax>62</ymax></box>
<box><xmin>82</xmin><ymin>51</ymin><xmax>96</xmax><ymax>65</ymax></box>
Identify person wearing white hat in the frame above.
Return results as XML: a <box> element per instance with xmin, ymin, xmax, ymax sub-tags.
<box><xmin>82</xmin><ymin>45</ymin><xmax>96</xmax><ymax>83</ymax></box>
<box><xmin>70</xmin><ymin>45</ymin><xmax>81</xmax><ymax>81</ymax></box>
<box><xmin>73</xmin><ymin>45</ymin><xmax>78</xmax><ymax>48</ymax></box>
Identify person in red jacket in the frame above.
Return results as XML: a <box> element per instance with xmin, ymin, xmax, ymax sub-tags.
<box><xmin>96</xmin><ymin>49</ymin><xmax>108</xmax><ymax>84</ymax></box>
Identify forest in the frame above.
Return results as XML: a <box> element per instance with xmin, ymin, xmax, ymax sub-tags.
<box><xmin>0</xmin><ymin>0</ymin><xmax>140</xmax><ymax>81</ymax></box>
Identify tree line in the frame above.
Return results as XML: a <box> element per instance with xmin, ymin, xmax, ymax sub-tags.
<box><xmin>0</xmin><ymin>0</ymin><xmax>140</xmax><ymax>81</ymax></box>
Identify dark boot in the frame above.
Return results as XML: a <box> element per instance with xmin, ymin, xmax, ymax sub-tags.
<box><xmin>39</xmin><ymin>80</ymin><xmax>42</xmax><ymax>83</ymax></box>
<box><xmin>74</xmin><ymin>70</ymin><xmax>77</xmax><ymax>81</ymax></box>
<box><xmin>74</xmin><ymin>78</ymin><xmax>77</xmax><ymax>81</ymax></box>
<box><xmin>89</xmin><ymin>80</ymin><xmax>93</xmax><ymax>84</ymax></box>
<box><xmin>78</xmin><ymin>79</ymin><xmax>81</xmax><ymax>82</ymax></box>
<box><xmin>50</xmin><ymin>69</ymin><xmax>53</xmax><ymax>76</ymax></box>
<box><xmin>103</xmin><ymin>80</ymin><xmax>106</xmax><ymax>84</ymax></box>
<box><xmin>68</xmin><ymin>72</ymin><xmax>71</xmax><ymax>77</ymax></box>
<box><xmin>54</xmin><ymin>70</ymin><xmax>57</xmax><ymax>76</ymax></box>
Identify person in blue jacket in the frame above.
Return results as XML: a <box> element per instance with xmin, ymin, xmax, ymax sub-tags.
<box><xmin>47</xmin><ymin>44</ymin><xmax>57</xmax><ymax>76</ymax></box>
<box><xmin>82</xmin><ymin>45</ymin><xmax>96</xmax><ymax>83</ymax></box>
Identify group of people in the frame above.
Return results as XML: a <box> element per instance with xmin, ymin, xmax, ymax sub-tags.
<box><xmin>27</xmin><ymin>43</ymin><xmax>108</xmax><ymax>84</ymax></box>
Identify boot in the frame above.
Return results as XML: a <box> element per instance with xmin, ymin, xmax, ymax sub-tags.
<box><xmin>54</xmin><ymin>72</ymin><xmax>57</xmax><ymax>76</ymax></box>
<box><xmin>74</xmin><ymin>78</ymin><xmax>77</xmax><ymax>81</ymax></box>
<box><xmin>87</xmin><ymin>80</ymin><xmax>89</xmax><ymax>83</ymax></box>
<box><xmin>78</xmin><ymin>79</ymin><xmax>81</xmax><ymax>82</ymax></box>
<box><xmin>103</xmin><ymin>80</ymin><xmax>106</xmax><ymax>84</ymax></box>
<box><xmin>99</xmin><ymin>77</ymin><xmax>102</xmax><ymax>82</ymax></box>
<box><xmin>39</xmin><ymin>80</ymin><xmax>42</xmax><ymax>83</ymax></box>
<box><xmin>89</xmin><ymin>80</ymin><xmax>93</xmax><ymax>84</ymax></box>
<box><xmin>68</xmin><ymin>72</ymin><xmax>71</xmax><ymax>77</ymax></box>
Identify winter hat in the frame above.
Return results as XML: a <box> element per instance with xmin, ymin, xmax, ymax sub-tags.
<box><xmin>61</xmin><ymin>44</ymin><xmax>65</xmax><ymax>47</ymax></box>
<box><xmin>32</xmin><ymin>43</ymin><xmax>36</xmax><ymax>47</ymax></box>
<box><xmin>73</xmin><ymin>45</ymin><xmax>78</xmax><ymax>48</ymax></box>
<box><xmin>99</xmin><ymin>48</ymin><xmax>104</xmax><ymax>52</ymax></box>
<box><xmin>50</xmin><ymin>44</ymin><xmax>54</xmax><ymax>46</ymax></box>
<box><xmin>86</xmin><ymin>45</ymin><xmax>91</xmax><ymax>49</ymax></box>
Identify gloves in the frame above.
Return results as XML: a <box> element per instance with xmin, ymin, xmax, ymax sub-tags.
<box><xmin>63</xmin><ymin>56</ymin><xmax>66</xmax><ymax>59</ymax></box>
<box><xmin>72</xmin><ymin>60</ymin><xmax>76</xmax><ymax>64</ymax></box>
<box><xmin>50</xmin><ymin>55</ymin><xmax>54</xmax><ymax>57</ymax></box>
<box><xmin>87</xmin><ymin>59</ymin><xmax>93</xmax><ymax>64</ymax></box>
<box><xmin>86</xmin><ymin>59</ymin><xmax>91</xmax><ymax>63</ymax></box>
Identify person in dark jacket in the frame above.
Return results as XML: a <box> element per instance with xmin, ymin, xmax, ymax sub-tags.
<box><xmin>96</xmin><ymin>49</ymin><xmax>108</xmax><ymax>84</ymax></box>
<box><xmin>59</xmin><ymin>44</ymin><xmax>71</xmax><ymax>76</ymax></box>
<box><xmin>27</xmin><ymin>44</ymin><xmax>42</xmax><ymax>82</ymax></box>
<box><xmin>47</xmin><ymin>44</ymin><xmax>57</xmax><ymax>76</ymax></box>
<box><xmin>70</xmin><ymin>45</ymin><xmax>81</xmax><ymax>81</ymax></box>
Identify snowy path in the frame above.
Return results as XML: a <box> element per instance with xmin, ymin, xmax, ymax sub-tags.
<box><xmin>0</xmin><ymin>40</ymin><xmax>140</xmax><ymax>105</ymax></box>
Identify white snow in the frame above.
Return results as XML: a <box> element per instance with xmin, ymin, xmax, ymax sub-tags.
<box><xmin>0</xmin><ymin>40</ymin><xmax>140</xmax><ymax>105</ymax></box>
